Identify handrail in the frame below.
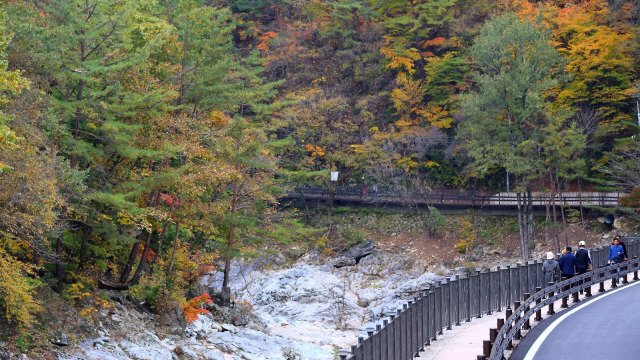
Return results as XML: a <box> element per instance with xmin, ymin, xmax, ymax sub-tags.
<box><xmin>289</xmin><ymin>187</ymin><xmax>623</xmax><ymax>208</ymax></box>
<box><xmin>489</xmin><ymin>259</ymin><xmax>640</xmax><ymax>359</ymax></box>
<box><xmin>337</xmin><ymin>236</ymin><xmax>640</xmax><ymax>360</ymax></box>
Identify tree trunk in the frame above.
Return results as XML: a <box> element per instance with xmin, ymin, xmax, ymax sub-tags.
<box><xmin>120</xmin><ymin>236</ymin><xmax>142</xmax><ymax>284</ymax></box>
<box><xmin>70</xmin><ymin>39</ymin><xmax>85</xmax><ymax>168</ymax></box>
<box><xmin>516</xmin><ymin>192</ymin><xmax>527</xmax><ymax>260</ymax></box>
<box><xmin>578</xmin><ymin>177</ymin><xmax>587</xmax><ymax>243</ymax></box>
<box><xmin>56</xmin><ymin>232</ymin><xmax>64</xmax><ymax>290</ymax></box>
<box><xmin>129</xmin><ymin>192</ymin><xmax>161</xmax><ymax>285</ymax></box>
<box><xmin>545</xmin><ymin>198</ymin><xmax>553</xmax><ymax>254</ymax></box>
<box><xmin>559</xmin><ymin>188</ymin><xmax>568</xmax><ymax>246</ymax></box>
<box><xmin>222</xmin><ymin>178</ymin><xmax>239</xmax><ymax>289</ymax></box>
<box><xmin>156</xmin><ymin>198</ymin><xmax>176</xmax><ymax>262</ymax></box>
<box><xmin>167</xmin><ymin>221</ymin><xmax>180</xmax><ymax>277</ymax></box>
<box><xmin>549</xmin><ymin>171</ymin><xmax>560</xmax><ymax>253</ymax></box>
<box><xmin>129</xmin><ymin>231</ymin><xmax>153</xmax><ymax>285</ymax></box>
<box><xmin>78</xmin><ymin>235</ymin><xmax>87</xmax><ymax>270</ymax></box>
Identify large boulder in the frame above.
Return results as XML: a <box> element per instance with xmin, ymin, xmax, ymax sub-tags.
<box><xmin>157</xmin><ymin>306</ymin><xmax>188</xmax><ymax>333</ymax></box>
<box><xmin>50</xmin><ymin>330</ymin><xmax>70</xmax><ymax>346</ymax></box>
<box><xmin>334</xmin><ymin>239</ymin><xmax>374</xmax><ymax>268</ymax></box>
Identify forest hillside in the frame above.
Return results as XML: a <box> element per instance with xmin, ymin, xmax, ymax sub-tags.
<box><xmin>1</xmin><ymin>0</ymin><xmax>640</xmax><ymax>354</ymax></box>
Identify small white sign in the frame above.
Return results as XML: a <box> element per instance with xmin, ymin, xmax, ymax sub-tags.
<box><xmin>330</xmin><ymin>171</ymin><xmax>339</xmax><ymax>181</ymax></box>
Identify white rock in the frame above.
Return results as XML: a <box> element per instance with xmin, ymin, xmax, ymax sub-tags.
<box><xmin>203</xmin><ymin>349</ymin><xmax>226</xmax><ymax>360</ymax></box>
<box><xmin>120</xmin><ymin>340</ymin><xmax>173</xmax><ymax>360</ymax></box>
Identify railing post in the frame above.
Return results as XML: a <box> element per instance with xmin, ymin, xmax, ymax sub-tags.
<box><xmin>417</xmin><ymin>296</ymin><xmax>424</xmax><ymax>352</ymax></box>
<box><xmin>455</xmin><ymin>276</ymin><xmax>461</xmax><ymax>326</ymax></box>
<box><xmin>534</xmin><ymin>287</ymin><xmax>542</xmax><ymax>321</ymax></box>
<box><xmin>409</xmin><ymin>297</ymin><xmax>419</xmax><ymax>354</ymax></box>
<box><xmin>376</xmin><ymin>324</ymin><xmax>382</xmax><ymax>360</ymax></box>
<box><xmin>634</xmin><ymin>256</ymin><xmax>639</xmax><ymax>281</ymax></box>
<box><xmin>397</xmin><ymin>309</ymin><xmax>404</xmax><ymax>360</ymax></box>
<box><xmin>505</xmin><ymin>308</ymin><xmax>513</xmax><ymax>350</ymax></box>
<box><xmin>547</xmin><ymin>284</ymin><xmax>555</xmax><ymax>315</ymax></box>
<box><xmin>406</xmin><ymin>301</ymin><xmax>412</xmax><ymax>359</ymax></box>
<box><xmin>393</xmin><ymin>309</ymin><xmax>403</xmax><ymax>359</ymax></box>
<box><xmin>486</xmin><ymin>268</ymin><xmax>492</xmax><ymax>315</ymax></box>
<box><xmin>514</xmin><ymin>301</ymin><xmax>521</xmax><ymax>340</ymax></box>
<box><xmin>523</xmin><ymin>293</ymin><xmax>530</xmax><ymax>330</ymax></box>
<box><xmin>401</xmin><ymin>305</ymin><xmax>407</xmax><ymax>360</ymax></box>
<box><xmin>386</xmin><ymin>311</ymin><xmax>396</xmax><ymax>359</ymax></box>
<box><xmin>476</xmin><ymin>267</ymin><xmax>482</xmax><ymax>318</ymax></box>
<box><xmin>437</xmin><ymin>283</ymin><xmax>444</xmax><ymax>334</ymax></box>
<box><xmin>338</xmin><ymin>349</ymin><xmax>349</xmax><ymax>360</ymax></box>
<box><xmin>466</xmin><ymin>272</ymin><xmax>472</xmax><ymax>322</ymax></box>
<box><xmin>506</xmin><ymin>263</ymin><xmax>512</xmax><ymax>308</ymax></box>
<box><xmin>365</xmin><ymin>327</ymin><xmax>375</xmax><ymax>360</ymax></box>
<box><xmin>445</xmin><ymin>277</ymin><xmax>452</xmax><ymax>331</ymax></box>
<box><xmin>599</xmin><ymin>265</ymin><xmax>606</xmax><ymax>292</ymax></box>
<box><xmin>429</xmin><ymin>287</ymin><xmax>437</xmax><ymax>342</ymax></box>
<box><xmin>516</xmin><ymin>263</ymin><xmax>523</xmax><ymax>302</ymax></box>
<box><xmin>382</xmin><ymin>319</ymin><xmax>389</xmax><ymax>360</ymax></box>
<box><xmin>422</xmin><ymin>288</ymin><xmax>430</xmax><ymax>346</ymax></box>
<box><xmin>496</xmin><ymin>266</ymin><xmax>502</xmax><ymax>312</ymax></box>
<box><xmin>533</xmin><ymin>259</ymin><xmax>539</xmax><ymax>289</ymax></box>
<box><xmin>483</xmin><ymin>340</ymin><xmax>491</xmax><ymax>358</ymax></box>
<box><xmin>561</xmin><ymin>277</ymin><xmax>569</xmax><ymax>308</ymax></box>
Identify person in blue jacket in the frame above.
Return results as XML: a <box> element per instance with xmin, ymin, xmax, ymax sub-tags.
<box><xmin>559</xmin><ymin>246</ymin><xmax>577</xmax><ymax>279</ymax></box>
<box><xmin>609</xmin><ymin>236</ymin><xmax>625</xmax><ymax>283</ymax></box>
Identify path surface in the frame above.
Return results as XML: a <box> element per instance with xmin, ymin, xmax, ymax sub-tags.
<box><xmin>415</xmin><ymin>278</ymin><xmax>628</xmax><ymax>360</ymax></box>
<box><xmin>511</xmin><ymin>280</ymin><xmax>640</xmax><ymax>360</ymax></box>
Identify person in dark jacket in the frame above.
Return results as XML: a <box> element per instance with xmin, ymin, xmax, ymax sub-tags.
<box><xmin>559</xmin><ymin>246</ymin><xmax>577</xmax><ymax>279</ymax></box>
<box><xmin>575</xmin><ymin>241</ymin><xmax>592</xmax><ymax>294</ymax></box>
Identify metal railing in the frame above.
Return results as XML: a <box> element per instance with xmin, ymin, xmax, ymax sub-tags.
<box><xmin>289</xmin><ymin>187</ymin><xmax>623</xmax><ymax>208</ymax></box>
<box><xmin>337</xmin><ymin>236</ymin><xmax>640</xmax><ymax>360</ymax></box>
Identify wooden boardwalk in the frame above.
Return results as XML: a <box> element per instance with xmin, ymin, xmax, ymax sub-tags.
<box><xmin>284</xmin><ymin>187</ymin><xmax>623</xmax><ymax>209</ymax></box>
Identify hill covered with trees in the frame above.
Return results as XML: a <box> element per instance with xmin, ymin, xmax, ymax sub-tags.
<box><xmin>0</xmin><ymin>0</ymin><xmax>639</xmax><ymax>335</ymax></box>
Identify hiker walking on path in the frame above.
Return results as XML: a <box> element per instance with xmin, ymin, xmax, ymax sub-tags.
<box><xmin>575</xmin><ymin>241</ymin><xmax>592</xmax><ymax>293</ymax></box>
<box><xmin>559</xmin><ymin>246</ymin><xmax>576</xmax><ymax>280</ymax></box>
<box><xmin>614</xmin><ymin>234</ymin><xmax>628</xmax><ymax>261</ymax></box>
<box><xmin>542</xmin><ymin>251</ymin><xmax>559</xmax><ymax>287</ymax></box>
<box><xmin>361</xmin><ymin>181</ymin><xmax>367</xmax><ymax>200</ymax></box>
<box><xmin>609</xmin><ymin>236</ymin><xmax>625</xmax><ymax>283</ymax></box>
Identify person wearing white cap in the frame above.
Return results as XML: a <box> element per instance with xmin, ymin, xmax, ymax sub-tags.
<box><xmin>575</xmin><ymin>241</ymin><xmax>592</xmax><ymax>294</ymax></box>
<box><xmin>542</xmin><ymin>251</ymin><xmax>559</xmax><ymax>287</ymax></box>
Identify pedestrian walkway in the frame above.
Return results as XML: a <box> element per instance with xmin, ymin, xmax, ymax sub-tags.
<box><xmin>416</xmin><ymin>278</ymin><xmax>625</xmax><ymax>360</ymax></box>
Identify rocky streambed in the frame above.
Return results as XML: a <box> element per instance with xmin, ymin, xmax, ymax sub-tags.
<box><xmin>54</xmin><ymin>248</ymin><xmax>443</xmax><ymax>360</ymax></box>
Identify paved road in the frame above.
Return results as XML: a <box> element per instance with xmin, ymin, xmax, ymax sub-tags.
<box><xmin>511</xmin><ymin>281</ymin><xmax>640</xmax><ymax>360</ymax></box>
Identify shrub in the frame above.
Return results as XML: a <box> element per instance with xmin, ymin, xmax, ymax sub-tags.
<box><xmin>182</xmin><ymin>293</ymin><xmax>213</xmax><ymax>323</ymax></box>
<box><xmin>455</xmin><ymin>219</ymin><xmax>475</xmax><ymax>253</ymax></box>
<box><xmin>0</xmin><ymin>247</ymin><xmax>42</xmax><ymax>331</ymax></box>
<box><xmin>339</xmin><ymin>227</ymin><xmax>366</xmax><ymax>247</ymax></box>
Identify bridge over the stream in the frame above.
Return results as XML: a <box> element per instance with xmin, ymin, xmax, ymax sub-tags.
<box><xmin>334</xmin><ymin>236</ymin><xmax>640</xmax><ymax>360</ymax></box>
<box><xmin>284</xmin><ymin>187</ymin><xmax>623</xmax><ymax>216</ymax></box>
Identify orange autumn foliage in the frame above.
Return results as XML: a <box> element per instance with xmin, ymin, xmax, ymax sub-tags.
<box><xmin>257</xmin><ymin>31</ymin><xmax>278</xmax><ymax>51</ymax></box>
<box><xmin>182</xmin><ymin>293</ymin><xmax>213</xmax><ymax>323</ymax></box>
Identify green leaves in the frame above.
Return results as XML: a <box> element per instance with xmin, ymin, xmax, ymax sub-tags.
<box><xmin>460</xmin><ymin>13</ymin><xmax>568</xmax><ymax>179</ymax></box>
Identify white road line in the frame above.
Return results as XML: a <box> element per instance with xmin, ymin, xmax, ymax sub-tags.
<box><xmin>523</xmin><ymin>281</ymin><xmax>640</xmax><ymax>360</ymax></box>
